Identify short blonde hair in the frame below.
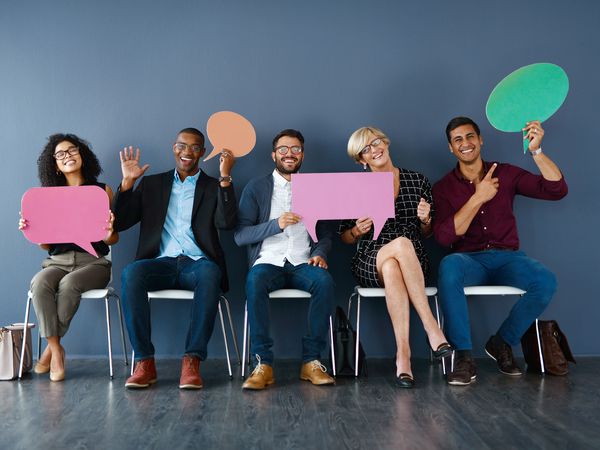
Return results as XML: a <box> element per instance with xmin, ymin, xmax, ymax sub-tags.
<box><xmin>347</xmin><ymin>126</ymin><xmax>390</xmax><ymax>162</ymax></box>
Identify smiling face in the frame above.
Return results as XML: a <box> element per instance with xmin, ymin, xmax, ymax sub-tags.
<box><xmin>447</xmin><ymin>124</ymin><xmax>483</xmax><ymax>165</ymax></box>
<box><xmin>173</xmin><ymin>132</ymin><xmax>205</xmax><ymax>178</ymax></box>
<box><xmin>359</xmin><ymin>134</ymin><xmax>391</xmax><ymax>170</ymax></box>
<box><xmin>54</xmin><ymin>140</ymin><xmax>83</xmax><ymax>175</ymax></box>
<box><xmin>272</xmin><ymin>135</ymin><xmax>304</xmax><ymax>175</ymax></box>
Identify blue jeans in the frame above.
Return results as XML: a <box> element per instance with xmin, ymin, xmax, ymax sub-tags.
<box><xmin>121</xmin><ymin>256</ymin><xmax>222</xmax><ymax>361</ymax></box>
<box><xmin>438</xmin><ymin>250</ymin><xmax>557</xmax><ymax>349</ymax></box>
<box><xmin>246</xmin><ymin>262</ymin><xmax>335</xmax><ymax>365</ymax></box>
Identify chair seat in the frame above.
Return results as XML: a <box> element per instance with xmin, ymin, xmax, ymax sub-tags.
<box><xmin>355</xmin><ymin>286</ymin><xmax>438</xmax><ymax>297</ymax></box>
<box><xmin>81</xmin><ymin>289</ymin><xmax>112</xmax><ymax>299</ymax></box>
<box><xmin>268</xmin><ymin>289</ymin><xmax>311</xmax><ymax>299</ymax></box>
<box><xmin>147</xmin><ymin>290</ymin><xmax>195</xmax><ymax>300</ymax></box>
<box><xmin>464</xmin><ymin>286</ymin><xmax>526</xmax><ymax>296</ymax></box>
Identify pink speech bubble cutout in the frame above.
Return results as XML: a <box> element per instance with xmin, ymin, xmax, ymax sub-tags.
<box><xmin>291</xmin><ymin>172</ymin><xmax>395</xmax><ymax>242</ymax></box>
<box><xmin>21</xmin><ymin>186</ymin><xmax>110</xmax><ymax>257</ymax></box>
<box><xmin>204</xmin><ymin>111</ymin><xmax>257</xmax><ymax>161</ymax></box>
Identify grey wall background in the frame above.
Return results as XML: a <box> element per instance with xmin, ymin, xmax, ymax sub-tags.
<box><xmin>1</xmin><ymin>0</ymin><xmax>597</xmax><ymax>359</ymax></box>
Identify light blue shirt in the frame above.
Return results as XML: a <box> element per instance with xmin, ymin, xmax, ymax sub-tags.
<box><xmin>159</xmin><ymin>170</ymin><xmax>206</xmax><ymax>260</ymax></box>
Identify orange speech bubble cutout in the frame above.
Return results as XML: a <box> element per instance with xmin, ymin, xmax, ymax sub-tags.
<box><xmin>204</xmin><ymin>111</ymin><xmax>256</xmax><ymax>161</ymax></box>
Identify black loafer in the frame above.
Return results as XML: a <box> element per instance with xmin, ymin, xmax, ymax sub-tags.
<box><xmin>395</xmin><ymin>373</ymin><xmax>415</xmax><ymax>389</ymax></box>
<box><xmin>432</xmin><ymin>342</ymin><xmax>454</xmax><ymax>359</ymax></box>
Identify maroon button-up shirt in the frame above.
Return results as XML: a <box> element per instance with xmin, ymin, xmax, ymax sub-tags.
<box><xmin>432</xmin><ymin>161</ymin><xmax>568</xmax><ymax>252</ymax></box>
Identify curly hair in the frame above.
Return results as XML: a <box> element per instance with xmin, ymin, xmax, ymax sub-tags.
<box><xmin>37</xmin><ymin>133</ymin><xmax>102</xmax><ymax>186</ymax></box>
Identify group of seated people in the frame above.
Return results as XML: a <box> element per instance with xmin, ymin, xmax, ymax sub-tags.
<box><xmin>18</xmin><ymin>116</ymin><xmax>568</xmax><ymax>390</ymax></box>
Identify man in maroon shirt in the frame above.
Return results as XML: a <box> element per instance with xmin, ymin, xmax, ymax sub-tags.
<box><xmin>433</xmin><ymin>116</ymin><xmax>567</xmax><ymax>386</ymax></box>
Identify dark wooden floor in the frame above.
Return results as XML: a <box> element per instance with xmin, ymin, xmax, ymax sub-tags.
<box><xmin>1</xmin><ymin>357</ymin><xmax>599</xmax><ymax>449</ymax></box>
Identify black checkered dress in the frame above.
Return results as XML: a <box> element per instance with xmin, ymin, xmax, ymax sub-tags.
<box><xmin>339</xmin><ymin>168</ymin><xmax>433</xmax><ymax>288</ymax></box>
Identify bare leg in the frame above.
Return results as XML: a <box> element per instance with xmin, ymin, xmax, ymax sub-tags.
<box><xmin>377</xmin><ymin>237</ymin><xmax>448</xmax><ymax>350</ymax></box>
<box><xmin>39</xmin><ymin>344</ymin><xmax>52</xmax><ymax>366</ymax></box>
<box><xmin>377</xmin><ymin>258</ymin><xmax>412</xmax><ymax>377</ymax></box>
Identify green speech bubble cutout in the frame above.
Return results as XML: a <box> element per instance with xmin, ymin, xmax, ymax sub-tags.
<box><xmin>486</xmin><ymin>63</ymin><xmax>569</xmax><ymax>153</ymax></box>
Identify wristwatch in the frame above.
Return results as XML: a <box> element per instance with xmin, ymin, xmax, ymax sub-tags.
<box><xmin>530</xmin><ymin>147</ymin><xmax>543</xmax><ymax>156</ymax></box>
<box><xmin>219</xmin><ymin>175</ymin><xmax>233</xmax><ymax>183</ymax></box>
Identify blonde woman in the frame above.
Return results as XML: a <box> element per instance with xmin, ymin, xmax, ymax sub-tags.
<box><xmin>339</xmin><ymin>126</ymin><xmax>451</xmax><ymax>388</ymax></box>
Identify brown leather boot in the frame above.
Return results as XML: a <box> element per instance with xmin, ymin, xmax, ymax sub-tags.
<box><xmin>179</xmin><ymin>355</ymin><xmax>203</xmax><ymax>389</ymax></box>
<box><xmin>300</xmin><ymin>360</ymin><xmax>335</xmax><ymax>385</ymax></box>
<box><xmin>125</xmin><ymin>358</ymin><xmax>157</xmax><ymax>388</ymax></box>
<box><xmin>242</xmin><ymin>356</ymin><xmax>274</xmax><ymax>390</ymax></box>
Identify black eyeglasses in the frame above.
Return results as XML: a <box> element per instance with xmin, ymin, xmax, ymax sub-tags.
<box><xmin>53</xmin><ymin>146</ymin><xmax>80</xmax><ymax>160</ymax></box>
<box><xmin>275</xmin><ymin>145</ymin><xmax>303</xmax><ymax>155</ymax></box>
<box><xmin>360</xmin><ymin>138</ymin><xmax>383</xmax><ymax>155</ymax></box>
<box><xmin>175</xmin><ymin>142</ymin><xmax>204</xmax><ymax>152</ymax></box>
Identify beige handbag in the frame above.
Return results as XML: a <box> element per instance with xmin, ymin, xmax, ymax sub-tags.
<box><xmin>0</xmin><ymin>324</ymin><xmax>35</xmax><ymax>380</ymax></box>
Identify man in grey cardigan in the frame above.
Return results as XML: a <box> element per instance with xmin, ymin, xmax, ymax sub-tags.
<box><xmin>234</xmin><ymin>129</ymin><xmax>335</xmax><ymax>390</ymax></box>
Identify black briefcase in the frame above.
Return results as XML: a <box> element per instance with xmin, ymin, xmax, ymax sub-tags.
<box><xmin>331</xmin><ymin>306</ymin><xmax>366</xmax><ymax>376</ymax></box>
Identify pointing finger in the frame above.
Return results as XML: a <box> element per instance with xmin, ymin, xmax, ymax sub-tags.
<box><xmin>484</xmin><ymin>163</ymin><xmax>498</xmax><ymax>180</ymax></box>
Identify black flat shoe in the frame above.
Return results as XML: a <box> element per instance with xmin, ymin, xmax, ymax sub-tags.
<box><xmin>395</xmin><ymin>373</ymin><xmax>415</xmax><ymax>389</ymax></box>
<box><xmin>431</xmin><ymin>342</ymin><xmax>453</xmax><ymax>359</ymax></box>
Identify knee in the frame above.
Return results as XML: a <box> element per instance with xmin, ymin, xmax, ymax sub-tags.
<box><xmin>389</xmin><ymin>237</ymin><xmax>415</xmax><ymax>256</ymax></box>
<box><xmin>380</xmin><ymin>258</ymin><xmax>400</xmax><ymax>282</ymax></box>
<box><xmin>57</xmin><ymin>275</ymin><xmax>82</xmax><ymax>296</ymax></box>
<box><xmin>438</xmin><ymin>254</ymin><xmax>467</xmax><ymax>285</ymax></box>
<box><xmin>245</xmin><ymin>267</ymin><xmax>269</xmax><ymax>299</ymax></box>
<box><xmin>311</xmin><ymin>269</ymin><xmax>335</xmax><ymax>292</ymax></box>
<box><xmin>121</xmin><ymin>261</ymin><xmax>146</xmax><ymax>286</ymax></box>
<box><xmin>530</xmin><ymin>267</ymin><xmax>557</xmax><ymax>305</ymax></box>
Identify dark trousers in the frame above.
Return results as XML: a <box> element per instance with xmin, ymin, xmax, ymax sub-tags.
<box><xmin>121</xmin><ymin>256</ymin><xmax>222</xmax><ymax>361</ymax></box>
<box><xmin>246</xmin><ymin>262</ymin><xmax>335</xmax><ymax>365</ymax></box>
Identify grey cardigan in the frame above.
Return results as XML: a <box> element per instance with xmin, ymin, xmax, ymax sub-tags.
<box><xmin>234</xmin><ymin>173</ymin><xmax>333</xmax><ymax>268</ymax></box>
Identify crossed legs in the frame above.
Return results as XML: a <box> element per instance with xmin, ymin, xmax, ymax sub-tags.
<box><xmin>376</xmin><ymin>237</ymin><xmax>447</xmax><ymax>377</ymax></box>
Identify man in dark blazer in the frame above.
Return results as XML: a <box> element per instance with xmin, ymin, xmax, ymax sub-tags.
<box><xmin>113</xmin><ymin>127</ymin><xmax>236</xmax><ymax>389</ymax></box>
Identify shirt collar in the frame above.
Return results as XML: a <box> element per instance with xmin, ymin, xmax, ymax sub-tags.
<box><xmin>174</xmin><ymin>169</ymin><xmax>201</xmax><ymax>185</ymax></box>
<box><xmin>453</xmin><ymin>160</ymin><xmax>494</xmax><ymax>182</ymax></box>
<box><xmin>272</xmin><ymin>169</ymin><xmax>290</xmax><ymax>187</ymax></box>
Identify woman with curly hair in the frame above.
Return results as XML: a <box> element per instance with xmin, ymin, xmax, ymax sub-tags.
<box><xmin>19</xmin><ymin>133</ymin><xmax>118</xmax><ymax>381</ymax></box>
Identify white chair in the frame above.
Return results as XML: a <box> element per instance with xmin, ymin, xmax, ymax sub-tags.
<box><xmin>445</xmin><ymin>285</ymin><xmax>542</xmax><ymax>374</ymax></box>
<box><xmin>18</xmin><ymin>286</ymin><xmax>128</xmax><ymax>379</ymax></box>
<box><xmin>347</xmin><ymin>286</ymin><xmax>442</xmax><ymax>377</ymax></box>
<box><xmin>241</xmin><ymin>289</ymin><xmax>336</xmax><ymax>378</ymax></box>
<box><xmin>130</xmin><ymin>290</ymin><xmax>240</xmax><ymax>378</ymax></box>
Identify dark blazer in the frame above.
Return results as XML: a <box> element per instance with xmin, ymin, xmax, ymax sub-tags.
<box><xmin>113</xmin><ymin>169</ymin><xmax>237</xmax><ymax>292</ymax></box>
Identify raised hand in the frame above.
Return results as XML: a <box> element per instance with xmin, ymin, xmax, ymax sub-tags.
<box><xmin>523</xmin><ymin>121</ymin><xmax>545</xmax><ymax>151</ymax></box>
<box><xmin>219</xmin><ymin>149</ymin><xmax>235</xmax><ymax>176</ymax></box>
<box><xmin>119</xmin><ymin>146</ymin><xmax>149</xmax><ymax>190</ymax></box>
<box><xmin>278</xmin><ymin>212</ymin><xmax>302</xmax><ymax>230</ymax></box>
<box><xmin>475</xmin><ymin>163</ymin><xmax>499</xmax><ymax>203</ymax></box>
<box><xmin>354</xmin><ymin>216</ymin><xmax>373</xmax><ymax>237</ymax></box>
<box><xmin>417</xmin><ymin>198</ymin><xmax>431</xmax><ymax>224</ymax></box>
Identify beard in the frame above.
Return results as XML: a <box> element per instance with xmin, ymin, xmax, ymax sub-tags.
<box><xmin>275</xmin><ymin>157</ymin><xmax>302</xmax><ymax>175</ymax></box>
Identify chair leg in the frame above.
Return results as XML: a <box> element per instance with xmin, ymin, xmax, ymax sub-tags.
<box><xmin>18</xmin><ymin>294</ymin><xmax>32</xmax><ymax>380</ymax></box>
<box><xmin>347</xmin><ymin>293</ymin><xmax>356</xmax><ymax>322</ymax></box>
<box><xmin>131</xmin><ymin>351</ymin><xmax>135</xmax><ymax>376</ymax></box>
<box><xmin>221</xmin><ymin>296</ymin><xmax>241</xmax><ymax>365</ymax></box>
<box><xmin>534</xmin><ymin>318</ymin><xmax>545</xmax><ymax>374</ymax></box>
<box><xmin>218</xmin><ymin>301</ymin><xmax>233</xmax><ymax>379</ymax></box>
<box><xmin>241</xmin><ymin>301</ymin><xmax>248</xmax><ymax>378</ymax></box>
<box><xmin>329</xmin><ymin>315</ymin><xmax>336</xmax><ymax>377</ymax></box>
<box><xmin>355</xmin><ymin>294</ymin><xmax>361</xmax><ymax>377</ymax></box>
<box><xmin>115</xmin><ymin>294</ymin><xmax>128</xmax><ymax>366</ymax></box>
<box><xmin>104</xmin><ymin>297</ymin><xmax>114</xmax><ymax>379</ymax></box>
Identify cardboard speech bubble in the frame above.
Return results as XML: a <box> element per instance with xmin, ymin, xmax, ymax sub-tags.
<box><xmin>204</xmin><ymin>111</ymin><xmax>256</xmax><ymax>161</ymax></box>
<box><xmin>291</xmin><ymin>172</ymin><xmax>395</xmax><ymax>242</ymax></box>
<box><xmin>486</xmin><ymin>63</ymin><xmax>569</xmax><ymax>153</ymax></box>
<box><xmin>21</xmin><ymin>186</ymin><xmax>110</xmax><ymax>257</ymax></box>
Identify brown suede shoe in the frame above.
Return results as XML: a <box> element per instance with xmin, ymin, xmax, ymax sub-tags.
<box><xmin>179</xmin><ymin>355</ymin><xmax>203</xmax><ymax>389</ymax></box>
<box><xmin>300</xmin><ymin>360</ymin><xmax>335</xmax><ymax>385</ymax></box>
<box><xmin>125</xmin><ymin>358</ymin><xmax>157</xmax><ymax>389</ymax></box>
<box><xmin>242</xmin><ymin>357</ymin><xmax>274</xmax><ymax>390</ymax></box>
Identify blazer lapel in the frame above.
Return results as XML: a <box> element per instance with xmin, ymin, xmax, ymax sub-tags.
<box><xmin>192</xmin><ymin>171</ymin><xmax>208</xmax><ymax>219</ymax></box>
<box><xmin>158</xmin><ymin>171</ymin><xmax>173</xmax><ymax>226</ymax></box>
